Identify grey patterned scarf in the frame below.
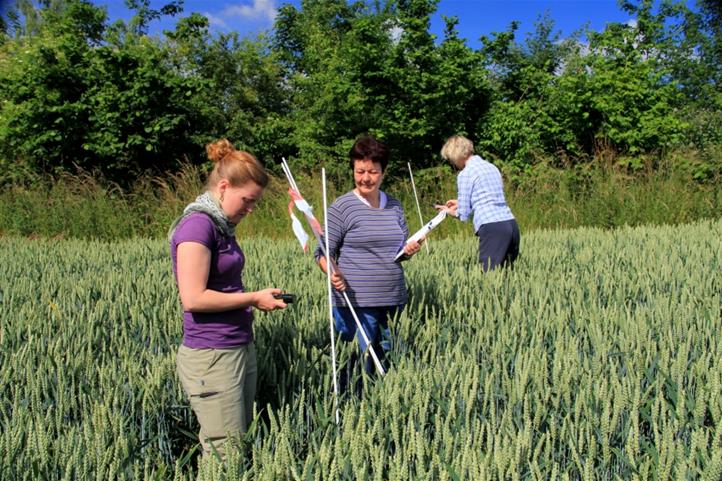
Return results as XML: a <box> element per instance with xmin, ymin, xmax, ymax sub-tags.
<box><xmin>167</xmin><ymin>191</ymin><xmax>236</xmax><ymax>242</ymax></box>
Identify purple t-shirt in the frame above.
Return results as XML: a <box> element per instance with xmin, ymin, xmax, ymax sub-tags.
<box><xmin>170</xmin><ymin>212</ymin><xmax>253</xmax><ymax>348</ymax></box>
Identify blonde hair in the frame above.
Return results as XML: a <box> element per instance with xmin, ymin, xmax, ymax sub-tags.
<box><xmin>205</xmin><ymin>139</ymin><xmax>269</xmax><ymax>189</ymax></box>
<box><xmin>440</xmin><ymin>135</ymin><xmax>474</xmax><ymax>168</ymax></box>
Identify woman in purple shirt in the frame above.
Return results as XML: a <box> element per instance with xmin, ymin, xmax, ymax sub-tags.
<box><xmin>169</xmin><ymin>139</ymin><xmax>288</xmax><ymax>460</ymax></box>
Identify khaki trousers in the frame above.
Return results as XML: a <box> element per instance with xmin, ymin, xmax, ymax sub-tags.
<box><xmin>177</xmin><ymin>343</ymin><xmax>257</xmax><ymax>459</ymax></box>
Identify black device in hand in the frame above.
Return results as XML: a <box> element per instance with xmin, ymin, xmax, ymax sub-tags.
<box><xmin>273</xmin><ymin>293</ymin><xmax>296</xmax><ymax>303</ymax></box>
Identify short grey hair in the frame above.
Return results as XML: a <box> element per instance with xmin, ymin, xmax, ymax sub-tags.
<box><xmin>440</xmin><ymin>135</ymin><xmax>474</xmax><ymax>168</ymax></box>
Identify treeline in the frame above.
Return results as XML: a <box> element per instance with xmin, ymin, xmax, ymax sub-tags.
<box><xmin>0</xmin><ymin>0</ymin><xmax>720</xmax><ymax>186</ymax></box>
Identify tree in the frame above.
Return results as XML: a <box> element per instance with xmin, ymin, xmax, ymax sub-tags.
<box><xmin>0</xmin><ymin>0</ymin><xmax>212</xmax><ymax>183</ymax></box>
<box><xmin>0</xmin><ymin>0</ymin><xmax>106</xmax><ymax>183</ymax></box>
<box><xmin>123</xmin><ymin>0</ymin><xmax>182</xmax><ymax>36</ymax></box>
<box><xmin>166</xmin><ymin>14</ymin><xmax>292</xmax><ymax>167</ymax></box>
<box><xmin>272</xmin><ymin>0</ymin><xmax>490</xmax><ymax>175</ymax></box>
<box><xmin>476</xmin><ymin>13</ymin><xmax>576</xmax><ymax>173</ymax></box>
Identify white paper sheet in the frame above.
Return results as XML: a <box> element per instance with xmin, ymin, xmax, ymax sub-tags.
<box><xmin>394</xmin><ymin>210</ymin><xmax>448</xmax><ymax>260</ymax></box>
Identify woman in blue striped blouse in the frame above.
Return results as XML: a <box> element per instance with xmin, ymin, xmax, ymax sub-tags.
<box><xmin>315</xmin><ymin>134</ymin><xmax>423</xmax><ymax>382</ymax></box>
<box><xmin>438</xmin><ymin>135</ymin><xmax>521</xmax><ymax>271</ymax></box>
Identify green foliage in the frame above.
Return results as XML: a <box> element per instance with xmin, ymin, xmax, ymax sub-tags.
<box><xmin>476</xmin><ymin>4</ymin><xmax>697</xmax><ymax>173</ymax></box>
<box><xmin>164</xmin><ymin>14</ymin><xmax>292</xmax><ymax>167</ymax></box>
<box><xmin>581</xmin><ymin>20</ymin><xmax>685</xmax><ymax>157</ymax></box>
<box><xmin>0</xmin><ymin>0</ymin><xmax>103</xmax><ymax>182</ymax></box>
<box><xmin>0</xmin><ymin>0</ymin><xmax>287</xmax><ymax>185</ymax></box>
<box><xmin>476</xmin><ymin>101</ymin><xmax>541</xmax><ymax>176</ymax></box>
<box><xmin>80</xmin><ymin>36</ymin><xmax>203</xmax><ymax>177</ymax></box>
<box><xmin>508</xmin><ymin>162</ymin><xmax>721</xmax><ymax>229</ymax></box>
<box><xmin>657</xmin><ymin>0</ymin><xmax>722</xmax><ymax>106</ymax></box>
<box><xmin>0</xmin><ymin>162</ymin><xmax>718</xmax><ymax>240</ymax></box>
<box><xmin>1</xmin><ymin>219</ymin><xmax>721</xmax><ymax>479</ymax></box>
<box><xmin>0</xmin><ymin>0</ymin><xmax>209</xmax><ymax>184</ymax></box>
<box><xmin>123</xmin><ymin>0</ymin><xmax>183</xmax><ymax>36</ymax></box>
<box><xmin>272</xmin><ymin>0</ymin><xmax>490</xmax><ymax>176</ymax></box>
<box><xmin>476</xmin><ymin>15</ymin><xmax>577</xmax><ymax>174</ymax></box>
<box><xmin>0</xmin><ymin>0</ymin><xmax>720</xmax><ymax>185</ymax></box>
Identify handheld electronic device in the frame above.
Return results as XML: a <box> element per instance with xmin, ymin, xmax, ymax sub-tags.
<box><xmin>273</xmin><ymin>293</ymin><xmax>296</xmax><ymax>303</ymax></box>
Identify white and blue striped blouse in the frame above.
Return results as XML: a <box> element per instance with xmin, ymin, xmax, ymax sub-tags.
<box><xmin>457</xmin><ymin>155</ymin><xmax>515</xmax><ymax>233</ymax></box>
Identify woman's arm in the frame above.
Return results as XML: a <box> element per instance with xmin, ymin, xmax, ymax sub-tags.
<box><xmin>314</xmin><ymin>200</ymin><xmax>347</xmax><ymax>291</ymax></box>
<box><xmin>317</xmin><ymin>255</ymin><xmax>347</xmax><ymax>291</ymax></box>
<box><xmin>177</xmin><ymin>241</ymin><xmax>285</xmax><ymax>312</ymax></box>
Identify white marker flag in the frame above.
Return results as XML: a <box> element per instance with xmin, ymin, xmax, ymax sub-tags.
<box><xmin>290</xmin><ymin>211</ymin><xmax>309</xmax><ymax>251</ymax></box>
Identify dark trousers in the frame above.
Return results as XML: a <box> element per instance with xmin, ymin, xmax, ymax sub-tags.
<box><xmin>477</xmin><ymin>219</ymin><xmax>520</xmax><ymax>271</ymax></box>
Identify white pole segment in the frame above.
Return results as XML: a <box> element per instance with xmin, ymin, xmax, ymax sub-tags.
<box><xmin>407</xmin><ymin>162</ymin><xmax>430</xmax><ymax>253</ymax></box>
<box><xmin>281</xmin><ymin>158</ymin><xmax>297</xmax><ymax>191</ymax></box>
<box><xmin>313</xmin><ymin>228</ymin><xmax>386</xmax><ymax>377</ymax></box>
<box><xmin>282</xmin><ymin>157</ymin><xmax>299</xmax><ymax>192</ymax></box>
<box><xmin>322</xmin><ymin>168</ymin><xmax>341</xmax><ymax>424</ymax></box>
<box><xmin>315</xmin><ymin>239</ymin><xmax>386</xmax><ymax>376</ymax></box>
<box><xmin>340</xmin><ymin>291</ymin><xmax>385</xmax><ymax>374</ymax></box>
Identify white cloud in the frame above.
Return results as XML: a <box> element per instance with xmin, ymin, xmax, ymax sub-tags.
<box><xmin>625</xmin><ymin>18</ymin><xmax>638</xmax><ymax>29</ymax></box>
<box><xmin>223</xmin><ymin>0</ymin><xmax>278</xmax><ymax>23</ymax></box>
<box><xmin>204</xmin><ymin>12</ymin><xmax>230</xmax><ymax>31</ymax></box>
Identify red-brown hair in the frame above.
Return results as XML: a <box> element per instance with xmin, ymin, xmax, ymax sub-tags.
<box><xmin>205</xmin><ymin>139</ymin><xmax>269</xmax><ymax>189</ymax></box>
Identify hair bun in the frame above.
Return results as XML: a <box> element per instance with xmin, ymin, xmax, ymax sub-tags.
<box><xmin>206</xmin><ymin>139</ymin><xmax>235</xmax><ymax>163</ymax></box>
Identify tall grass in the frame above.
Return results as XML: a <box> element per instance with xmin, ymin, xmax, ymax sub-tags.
<box><xmin>0</xmin><ymin>162</ymin><xmax>718</xmax><ymax>240</ymax></box>
<box><xmin>507</xmin><ymin>164</ymin><xmax>721</xmax><ymax>230</ymax></box>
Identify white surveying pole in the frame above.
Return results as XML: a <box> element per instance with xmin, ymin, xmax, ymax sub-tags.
<box><xmin>322</xmin><ymin>168</ymin><xmax>341</xmax><ymax>424</ymax></box>
<box><xmin>281</xmin><ymin>158</ymin><xmax>386</xmax><ymax>376</ymax></box>
<box><xmin>407</xmin><ymin>162</ymin><xmax>430</xmax><ymax>253</ymax></box>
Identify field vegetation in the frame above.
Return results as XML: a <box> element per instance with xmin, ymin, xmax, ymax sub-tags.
<box><xmin>1</xmin><ymin>219</ymin><xmax>720</xmax><ymax>480</ymax></box>
<box><xmin>1</xmin><ymin>1</ymin><xmax>720</xmax><ymax>478</ymax></box>
<box><xmin>0</xmin><ymin>162</ymin><xmax>719</xmax><ymax>240</ymax></box>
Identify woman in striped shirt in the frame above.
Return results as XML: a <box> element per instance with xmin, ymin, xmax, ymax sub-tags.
<box><xmin>315</xmin><ymin>134</ymin><xmax>423</xmax><ymax>381</ymax></box>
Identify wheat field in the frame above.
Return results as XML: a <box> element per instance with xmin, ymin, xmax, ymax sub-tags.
<box><xmin>1</xmin><ymin>219</ymin><xmax>720</xmax><ymax>480</ymax></box>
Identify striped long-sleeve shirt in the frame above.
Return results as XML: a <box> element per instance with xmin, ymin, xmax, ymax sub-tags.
<box><xmin>457</xmin><ymin>155</ymin><xmax>515</xmax><ymax>234</ymax></box>
<box><xmin>315</xmin><ymin>191</ymin><xmax>409</xmax><ymax>308</ymax></box>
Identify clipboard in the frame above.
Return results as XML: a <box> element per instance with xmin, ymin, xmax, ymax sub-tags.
<box><xmin>394</xmin><ymin>209</ymin><xmax>448</xmax><ymax>260</ymax></box>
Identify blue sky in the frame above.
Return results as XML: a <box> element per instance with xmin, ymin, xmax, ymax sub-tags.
<box><xmin>92</xmin><ymin>0</ymin><xmax>650</xmax><ymax>49</ymax></box>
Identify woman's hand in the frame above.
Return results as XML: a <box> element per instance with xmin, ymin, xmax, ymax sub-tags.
<box><xmin>253</xmin><ymin>288</ymin><xmax>288</xmax><ymax>311</ymax></box>
<box><xmin>318</xmin><ymin>256</ymin><xmax>346</xmax><ymax>291</ymax></box>
<box><xmin>403</xmin><ymin>237</ymin><xmax>425</xmax><ymax>257</ymax></box>
<box><xmin>435</xmin><ymin>199</ymin><xmax>458</xmax><ymax>217</ymax></box>
<box><xmin>330</xmin><ymin>271</ymin><xmax>347</xmax><ymax>291</ymax></box>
